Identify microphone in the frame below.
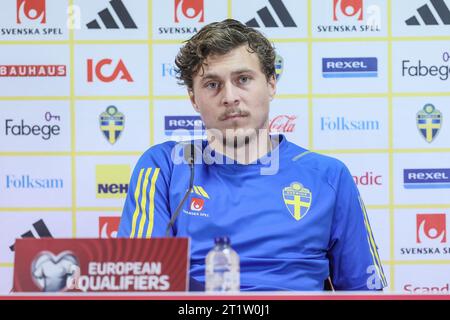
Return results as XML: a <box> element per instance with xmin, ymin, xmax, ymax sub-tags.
<box><xmin>165</xmin><ymin>143</ymin><xmax>196</xmax><ymax>237</ymax></box>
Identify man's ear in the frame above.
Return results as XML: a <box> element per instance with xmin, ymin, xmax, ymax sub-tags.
<box><xmin>189</xmin><ymin>89</ymin><xmax>200</xmax><ymax>112</ymax></box>
<box><xmin>268</xmin><ymin>75</ymin><xmax>276</xmax><ymax>100</ymax></box>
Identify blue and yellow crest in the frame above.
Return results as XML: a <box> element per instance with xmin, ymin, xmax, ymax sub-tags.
<box><xmin>275</xmin><ymin>54</ymin><xmax>284</xmax><ymax>83</ymax></box>
<box><xmin>99</xmin><ymin>106</ymin><xmax>125</xmax><ymax>145</ymax></box>
<box><xmin>282</xmin><ymin>182</ymin><xmax>312</xmax><ymax>221</ymax></box>
<box><xmin>417</xmin><ymin>104</ymin><xmax>442</xmax><ymax>143</ymax></box>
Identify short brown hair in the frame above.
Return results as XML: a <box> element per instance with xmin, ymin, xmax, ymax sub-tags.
<box><xmin>175</xmin><ymin>19</ymin><xmax>276</xmax><ymax>90</ymax></box>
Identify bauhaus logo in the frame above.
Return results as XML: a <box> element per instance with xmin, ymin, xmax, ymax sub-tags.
<box><xmin>17</xmin><ymin>0</ymin><xmax>46</xmax><ymax>24</ymax></box>
<box><xmin>269</xmin><ymin>115</ymin><xmax>297</xmax><ymax>133</ymax></box>
<box><xmin>164</xmin><ymin>116</ymin><xmax>204</xmax><ymax>136</ymax></box>
<box><xmin>246</xmin><ymin>0</ymin><xmax>297</xmax><ymax>28</ymax></box>
<box><xmin>322</xmin><ymin>57</ymin><xmax>378</xmax><ymax>78</ymax></box>
<box><xmin>99</xmin><ymin>216</ymin><xmax>121</xmax><ymax>238</ymax></box>
<box><xmin>86</xmin><ymin>0</ymin><xmax>137</xmax><ymax>29</ymax></box>
<box><xmin>405</xmin><ymin>0</ymin><xmax>450</xmax><ymax>25</ymax></box>
<box><xmin>4</xmin><ymin>111</ymin><xmax>61</xmax><ymax>141</ymax></box>
<box><xmin>0</xmin><ymin>65</ymin><xmax>66</xmax><ymax>77</ymax></box>
<box><xmin>320</xmin><ymin>116</ymin><xmax>380</xmax><ymax>131</ymax></box>
<box><xmin>9</xmin><ymin>219</ymin><xmax>53</xmax><ymax>252</ymax></box>
<box><xmin>95</xmin><ymin>164</ymin><xmax>130</xmax><ymax>199</ymax></box>
<box><xmin>417</xmin><ymin>213</ymin><xmax>447</xmax><ymax>243</ymax></box>
<box><xmin>403</xmin><ymin>168</ymin><xmax>450</xmax><ymax>189</ymax></box>
<box><xmin>333</xmin><ymin>0</ymin><xmax>363</xmax><ymax>21</ymax></box>
<box><xmin>174</xmin><ymin>0</ymin><xmax>204</xmax><ymax>23</ymax></box>
<box><xmin>87</xmin><ymin>59</ymin><xmax>133</xmax><ymax>83</ymax></box>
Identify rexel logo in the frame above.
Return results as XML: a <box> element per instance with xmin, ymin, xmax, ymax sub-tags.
<box><xmin>322</xmin><ymin>57</ymin><xmax>378</xmax><ymax>78</ymax></box>
<box><xmin>87</xmin><ymin>59</ymin><xmax>133</xmax><ymax>83</ymax></box>
<box><xmin>416</xmin><ymin>213</ymin><xmax>447</xmax><ymax>243</ymax></box>
<box><xmin>333</xmin><ymin>0</ymin><xmax>363</xmax><ymax>21</ymax></box>
<box><xmin>17</xmin><ymin>0</ymin><xmax>46</xmax><ymax>24</ymax></box>
<box><xmin>174</xmin><ymin>0</ymin><xmax>204</xmax><ymax>23</ymax></box>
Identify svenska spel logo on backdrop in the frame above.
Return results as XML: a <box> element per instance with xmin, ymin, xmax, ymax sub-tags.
<box><xmin>16</xmin><ymin>0</ymin><xmax>46</xmax><ymax>24</ymax></box>
<box><xmin>322</xmin><ymin>57</ymin><xmax>378</xmax><ymax>78</ymax></box>
<box><xmin>95</xmin><ymin>164</ymin><xmax>130</xmax><ymax>199</ymax></box>
<box><xmin>416</xmin><ymin>213</ymin><xmax>447</xmax><ymax>243</ymax></box>
<box><xmin>315</xmin><ymin>0</ymin><xmax>381</xmax><ymax>34</ymax></box>
<box><xmin>99</xmin><ymin>216</ymin><xmax>121</xmax><ymax>238</ymax></box>
<box><xmin>174</xmin><ymin>0</ymin><xmax>204</xmax><ymax>23</ymax></box>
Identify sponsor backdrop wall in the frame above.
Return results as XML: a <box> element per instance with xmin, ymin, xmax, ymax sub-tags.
<box><xmin>1</xmin><ymin>0</ymin><xmax>449</xmax><ymax>293</ymax></box>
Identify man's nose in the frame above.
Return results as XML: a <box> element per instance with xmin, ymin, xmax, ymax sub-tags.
<box><xmin>221</xmin><ymin>82</ymin><xmax>240</xmax><ymax>107</ymax></box>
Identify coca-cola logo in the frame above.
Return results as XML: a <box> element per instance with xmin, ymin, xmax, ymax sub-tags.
<box><xmin>269</xmin><ymin>115</ymin><xmax>297</xmax><ymax>133</ymax></box>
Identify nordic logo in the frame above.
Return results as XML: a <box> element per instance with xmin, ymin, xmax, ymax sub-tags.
<box><xmin>403</xmin><ymin>168</ymin><xmax>450</xmax><ymax>189</ymax></box>
<box><xmin>406</xmin><ymin>0</ymin><xmax>450</xmax><ymax>26</ymax></box>
<box><xmin>246</xmin><ymin>0</ymin><xmax>297</xmax><ymax>28</ymax></box>
<box><xmin>322</xmin><ymin>57</ymin><xmax>378</xmax><ymax>78</ymax></box>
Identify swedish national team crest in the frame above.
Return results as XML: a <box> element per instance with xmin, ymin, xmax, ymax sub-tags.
<box><xmin>275</xmin><ymin>54</ymin><xmax>284</xmax><ymax>83</ymax></box>
<box><xmin>99</xmin><ymin>106</ymin><xmax>125</xmax><ymax>145</ymax></box>
<box><xmin>416</xmin><ymin>104</ymin><xmax>442</xmax><ymax>143</ymax></box>
<box><xmin>282</xmin><ymin>182</ymin><xmax>312</xmax><ymax>221</ymax></box>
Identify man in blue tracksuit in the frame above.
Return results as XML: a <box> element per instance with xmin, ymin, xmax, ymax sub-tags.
<box><xmin>119</xmin><ymin>19</ymin><xmax>386</xmax><ymax>291</ymax></box>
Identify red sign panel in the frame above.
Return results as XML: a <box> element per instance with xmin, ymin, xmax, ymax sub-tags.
<box><xmin>13</xmin><ymin>238</ymin><xmax>190</xmax><ymax>292</ymax></box>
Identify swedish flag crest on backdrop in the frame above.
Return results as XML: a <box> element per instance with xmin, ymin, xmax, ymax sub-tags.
<box><xmin>283</xmin><ymin>182</ymin><xmax>312</xmax><ymax>221</ymax></box>
<box><xmin>99</xmin><ymin>105</ymin><xmax>125</xmax><ymax>145</ymax></box>
<box><xmin>275</xmin><ymin>54</ymin><xmax>284</xmax><ymax>82</ymax></box>
<box><xmin>416</xmin><ymin>104</ymin><xmax>442</xmax><ymax>143</ymax></box>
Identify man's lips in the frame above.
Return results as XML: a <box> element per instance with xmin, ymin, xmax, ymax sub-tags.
<box><xmin>220</xmin><ymin>111</ymin><xmax>250</xmax><ymax>121</ymax></box>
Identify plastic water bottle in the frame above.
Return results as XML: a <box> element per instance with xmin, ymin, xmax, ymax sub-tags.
<box><xmin>205</xmin><ymin>236</ymin><xmax>240</xmax><ymax>292</ymax></box>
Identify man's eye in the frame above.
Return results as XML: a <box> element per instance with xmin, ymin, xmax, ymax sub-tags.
<box><xmin>239</xmin><ymin>76</ymin><xmax>250</xmax><ymax>84</ymax></box>
<box><xmin>206</xmin><ymin>82</ymin><xmax>219</xmax><ymax>89</ymax></box>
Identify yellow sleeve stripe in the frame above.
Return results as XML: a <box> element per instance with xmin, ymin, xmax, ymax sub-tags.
<box><xmin>130</xmin><ymin>168</ymin><xmax>145</xmax><ymax>238</ymax></box>
<box><xmin>359</xmin><ymin>196</ymin><xmax>388</xmax><ymax>287</ymax></box>
<box><xmin>137</xmin><ymin>168</ymin><xmax>153</xmax><ymax>238</ymax></box>
<box><xmin>197</xmin><ymin>186</ymin><xmax>209</xmax><ymax>199</ymax></box>
<box><xmin>146</xmin><ymin>168</ymin><xmax>160</xmax><ymax>238</ymax></box>
<box><xmin>193</xmin><ymin>186</ymin><xmax>199</xmax><ymax>195</ymax></box>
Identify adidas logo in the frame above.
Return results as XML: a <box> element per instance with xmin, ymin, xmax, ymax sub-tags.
<box><xmin>9</xmin><ymin>219</ymin><xmax>53</xmax><ymax>252</ymax></box>
<box><xmin>87</xmin><ymin>0</ymin><xmax>137</xmax><ymax>29</ymax></box>
<box><xmin>246</xmin><ymin>0</ymin><xmax>297</xmax><ymax>28</ymax></box>
<box><xmin>406</xmin><ymin>0</ymin><xmax>450</xmax><ymax>25</ymax></box>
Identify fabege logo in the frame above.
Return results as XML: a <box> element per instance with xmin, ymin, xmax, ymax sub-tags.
<box><xmin>17</xmin><ymin>0</ymin><xmax>46</xmax><ymax>24</ymax></box>
<box><xmin>99</xmin><ymin>217</ymin><xmax>121</xmax><ymax>238</ymax></box>
<box><xmin>87</xmin><ymin>59</ymin><xmax>133</xmax><ymax>83</ymax></box>
<box><xmin>333</xmin><ymin>0</ymin><xmax>363</xmax><ymax>21</ymax></box>
<box><xmin>174</xmin><ymin>0</ymin><xmax>204</xmax><ymax>23</ymax></box>
<box><xmin>31</xmin><ymin>251</ymin><xmax>79</xmax><ymax>292</ymax></box>
<box><xmin>190</xmin><ymin>197</ymin><xmax>204</xmax><ymax>211</ymax></box>
<box><xmin>417</xmin><ymin>214</ymin><xmax>447</xmax><ymax>243</ymax></box>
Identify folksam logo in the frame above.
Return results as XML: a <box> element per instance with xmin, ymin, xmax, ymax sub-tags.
<box><xmin>404</xmin><ymin>168</ymin><xmax>450</xmax><ymax>189</ymax></box>
<box><xmin>322</xmin><ymin>57</ymin><xmax>378</xmax><ymax>78</ymax></box>
<box><xmin>164</xmin><ymin>116</ymin><xmax>204</xmax><ymax>136</ymax></box>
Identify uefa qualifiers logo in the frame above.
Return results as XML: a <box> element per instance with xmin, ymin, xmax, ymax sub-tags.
<box><xmin>31</xmin><ymin>251</ymin><xmax>80</xmax><ymax>292</ymax></box>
